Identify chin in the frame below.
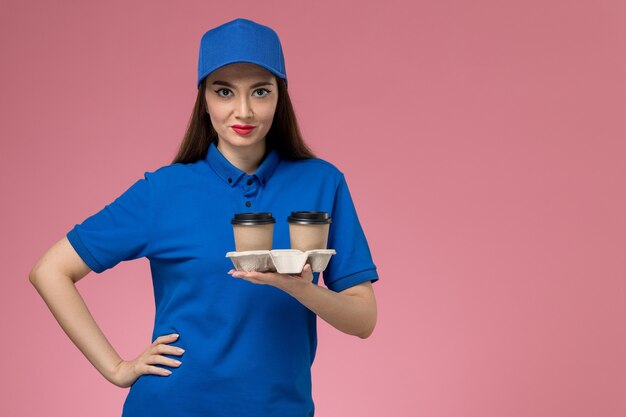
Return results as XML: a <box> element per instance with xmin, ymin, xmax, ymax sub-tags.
<box><xmin>229</xmin><ymin>134</ymin><xmax>266</xmax><ymax>146</ymax></box>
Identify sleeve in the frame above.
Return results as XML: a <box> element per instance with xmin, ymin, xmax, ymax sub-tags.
<box><xmin>322</xmin><ymin>172</ymin><xmax>379</xmax><ymax>292</ymax></box>
<box><xmin>66</xmin><ymin>172</ymin><xmax>153</xmax><ymax>274</ymax></box>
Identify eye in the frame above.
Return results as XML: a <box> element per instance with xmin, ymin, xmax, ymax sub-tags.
<box><xmin>215</xmin><ymin>88</ymin><xmax>232</xmax><ymax>97</ymax></box>
<box><xmin>254</xmin><ymin>88</ymin><xmax>272</xmax><ymax>97</ymax></box>
<box><xmin>214</xmin><ymin>88</ymin><xmax>272</xmax><ymax>98</ymax></box>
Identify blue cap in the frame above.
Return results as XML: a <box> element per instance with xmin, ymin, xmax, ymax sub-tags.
<box><xmin>197</xmin><ymin>18</ymin><xmax>288</xmax><ymax>89</ymax></box>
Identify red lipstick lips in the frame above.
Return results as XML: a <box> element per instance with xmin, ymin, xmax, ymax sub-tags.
<box><xmin>232</xmin><ymin>125</ymin><xmax>255</xmax><ymax>135</ymax></box>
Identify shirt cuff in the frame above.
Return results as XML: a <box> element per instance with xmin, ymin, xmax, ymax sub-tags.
<box><xmin>66</xmin><ymin>228</ymin><xmax>106</xmax><ymax>273</ymax></box>
<box><xmin>325</xmin><ymin>267</ymin><xmax>379</xmax><ymax>292</ymax></box>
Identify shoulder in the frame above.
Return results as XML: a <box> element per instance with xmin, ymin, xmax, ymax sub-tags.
<box><xmin>141</xmin><ymin>160</ymin><xmax>207</xmax><ymax>185</ymax></box>
<box><xmin>279</xmin><ymin>156</ymin><xmax>345</xmax><ymax>185</ymax></box>
<box><xmin>291</xmin><ymin>156</ymin><xmax>339</xmax><ymax>171</ymax></box>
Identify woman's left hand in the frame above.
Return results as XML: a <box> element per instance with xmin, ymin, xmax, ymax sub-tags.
<box><xmin>228</xmin><ymin>263</ymin><xmax>313</xmax><ymax>294</ymax></box>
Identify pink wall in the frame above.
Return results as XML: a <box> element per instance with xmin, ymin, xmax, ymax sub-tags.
<box><xmin>3</xmin><ymin>0</ymin><xmax>625</xmax><ymax>416</ymax></box>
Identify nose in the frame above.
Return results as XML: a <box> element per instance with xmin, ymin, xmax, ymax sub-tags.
<box><xmin>234</xmin><ymin>95</ymin><xmax>254</xmax><ymax>120</ymax></box>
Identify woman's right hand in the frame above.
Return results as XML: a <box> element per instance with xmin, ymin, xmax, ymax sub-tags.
<box><xmin>108</xmin><ymin>333</ymin><xmax>185</xmax><ymax>388</ymax></box>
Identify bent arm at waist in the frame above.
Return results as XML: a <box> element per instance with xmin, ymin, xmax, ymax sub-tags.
<box><xmin>29</xmin><ymin>237</ymin><xmax>123</xmax><ymax>384</ymax></box>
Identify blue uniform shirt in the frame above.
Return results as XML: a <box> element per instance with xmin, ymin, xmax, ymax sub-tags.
<box><xmin>66</xmin><ymin>141</ymin><xmax>379</xmax><ymax>416</ymax></box>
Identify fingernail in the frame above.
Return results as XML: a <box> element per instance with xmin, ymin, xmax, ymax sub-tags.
<box><xmin>171</xmin><ymin>333</ymin><xmax>179</xmax><ymax>338</ymax></box>
<box><xmin>165</xmin><ymin>369</ymin><xmax>172</xmax><ymax>375</ymax></box>
<box><xmin>177</xmin><ymin>348</ymin><xmax>185</xmax><ymax>353</ymax></box>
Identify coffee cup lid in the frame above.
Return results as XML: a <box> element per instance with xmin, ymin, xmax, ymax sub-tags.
<box><xmin>231</xmin><ymin>212</ymin><xmax>276</xmax><ymax>225</ymax></box>
<box><xmin>287</xmin><ymin>211</ymin><xmax>332</xmax><ymax>225</ymax></box>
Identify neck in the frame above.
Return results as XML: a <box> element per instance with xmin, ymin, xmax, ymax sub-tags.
<box><xmin>217</xmin><ymin>139</ymin><xmax>267</xmax><ymax>175</ymax></box>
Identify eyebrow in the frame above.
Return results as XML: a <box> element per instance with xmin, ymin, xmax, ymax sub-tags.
<box><xmin>211</xmin><ymin>80</ymin><xmax>274</xmax><ymax>88</ymax></box>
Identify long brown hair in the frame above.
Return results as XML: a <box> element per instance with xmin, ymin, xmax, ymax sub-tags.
<box><xmin>171</xmin><ymin>76</ymin><xmax>317</xmax><ymax>164</ymax></box>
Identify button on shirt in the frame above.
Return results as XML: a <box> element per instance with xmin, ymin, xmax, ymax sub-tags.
<box><xmin>66</xmin><ymin>141</ymin><xmax>379</xmax><ymax>417</ymax></box>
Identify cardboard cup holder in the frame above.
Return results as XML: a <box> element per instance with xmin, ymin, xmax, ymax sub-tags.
<box><xmin>226</xmin><ymin>249</ymin><xmax>336</xmax><ymax>274</ymax></box>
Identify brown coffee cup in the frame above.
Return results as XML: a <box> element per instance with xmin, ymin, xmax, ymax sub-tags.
<box><xmin>231</xmin><ymin>212</ymin><xmax>275</xmax><ymax>251</ymax></box>
<box><xmin>287</xmin><ymin>211</ymin><xmax>332</xmax><ymax>252</ymax></box>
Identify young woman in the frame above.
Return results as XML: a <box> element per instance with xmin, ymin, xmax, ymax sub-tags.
<box><xmin>30</xmin><ymin>18</ymin><xmax>379</xmax><ymax>416</ymax></box>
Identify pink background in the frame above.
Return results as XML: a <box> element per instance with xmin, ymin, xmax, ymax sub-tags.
<box><xmin>2</xmin><ymin>0</ymin><xmax>625</xmax><ymax>416</ymax></box>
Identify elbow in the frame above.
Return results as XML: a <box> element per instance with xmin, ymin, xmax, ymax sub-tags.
<box><xmin>349</xmin><ymin>290</ymin><xmax>378</xmax><ymax>339</ymax></box>
<box><xmin>358</xmin><ymin>324</ymin><xmax>375</xmax><ymax>339</ymax></box>
<box><xmin>357</xmin><ymin>315</ymin><xmax>377</xmax><ymax>339</ymax></box>
<box><xmin>357</xmin><ymin>304</ymin><xmax>377</xmax><ymax>339</ymax></box>
<box><xmin>29</xmin><ymin>260</ymin><xmax>48</xmax><ymax>286</ymax></box>
<box><xmin>29</xmin><ymin>270</ymin><xmax>45</xmax><ymax>288</ymax></box>
<box><xmin>29</xmin><ymin>254</ymin><xmax>45</xmax><ymax>284</ymax></box>
<box><xmin>29</xmin><ymin>267</ymin><xmax>40</xmax><ymax>285</ymax></box>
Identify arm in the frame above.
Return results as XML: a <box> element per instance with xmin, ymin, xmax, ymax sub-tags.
<box><xmin>29</xmin><ymin>236</ymin><xmax>124</xmax><ymax>384</ymax></box>
<box><xmin>230</xmin><ymin>265</ymin><xmax>378</xmax><ymax>339</ymax></box>
<box><xmin>288</xmin><ymin>279</ymin><xmax>377</xmax><ymax>339</ymax></box>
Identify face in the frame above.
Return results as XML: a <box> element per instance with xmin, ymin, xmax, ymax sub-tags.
<box><xmin>204</xmin><ymin>62</ymin><xmax>279</xmax><ymax>151</ymax></box>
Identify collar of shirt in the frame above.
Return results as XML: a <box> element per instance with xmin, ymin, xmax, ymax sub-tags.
<box><xmin>205</xmin><ymin>141</ymin><xmax>280</xmax><ymax>187</ymax></box>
